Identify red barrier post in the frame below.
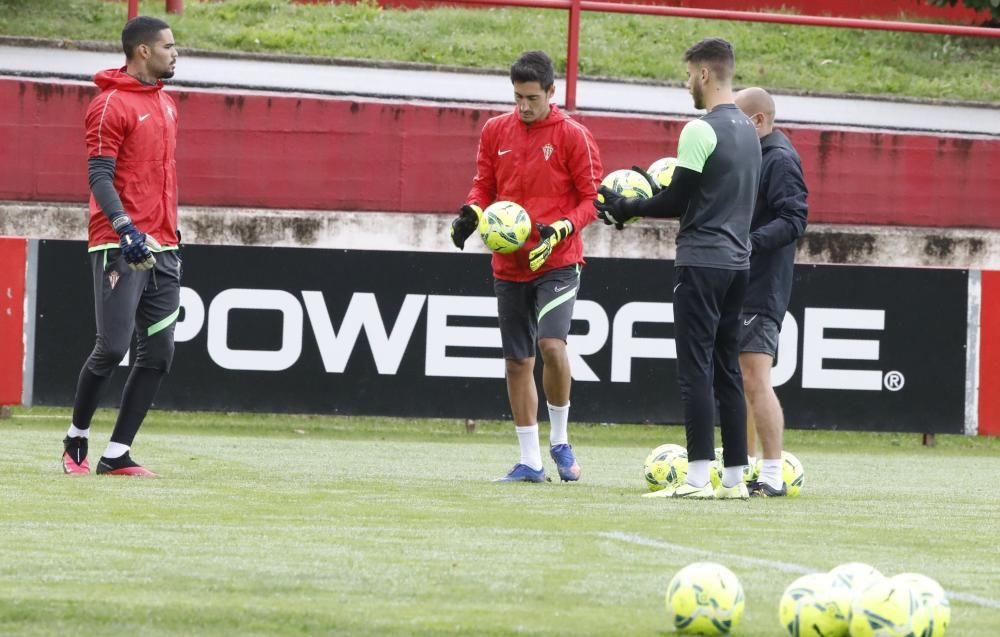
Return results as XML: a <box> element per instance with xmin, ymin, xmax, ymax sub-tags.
<box><xmin>565</xmin><ymin>0</ymin><xmax>581</xmax><ymax>111</ymax></box>
<box><xmin>0</xmin><ymin>237</ymin><xmax>27</xmax><ymax>407</ymax></box>
<box><xmin>166</xmin><ymin>0</ymin><xmax>184</xmax><ymax>14</ymax></box>
<box><xmin>128</xmin><ymin>0</ymin><xmax>138</xmax><ymax>20</ymax></box>
<box><xmin>980</xmin><ymin>271</ymin><xmax>1000</xmax><ymax>436</ymax></box>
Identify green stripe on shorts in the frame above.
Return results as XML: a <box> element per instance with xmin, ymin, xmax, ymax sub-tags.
<box><xmin>148</xmin><ymin>307</ymin><xmax>180</xmax><ymax>337</ymax></box>
<box><xmin>538</xmin><ymin>287</ymin><xmax>577</xmax><ymax>322</ymax></box>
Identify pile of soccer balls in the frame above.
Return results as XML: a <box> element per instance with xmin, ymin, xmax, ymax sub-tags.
<box><xmin>663</xmin><ymin>561</ymin><xmax>949</xmax><ymax>636</ymax></box>
<box><xmin>779</xmin><ymin>562</ymin><xmax>950</xmax><ymax>637</ymax></box>
<box><xmin>643</xmin><ymin>444</ymin><xmax>804</xmax><ymax>497</ymax></box>
<box><xmin>666</xmin><ymin>562</ymin><xmax>951</xmax><ymax>637</ymax></box>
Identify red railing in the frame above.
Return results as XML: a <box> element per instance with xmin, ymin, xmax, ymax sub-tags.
<box><xmin>442</xmin><ymin>0</ymin><xmax>999</xmax><ymax>110</ymax></box>
<box><xmin>127</xmin><ymin>0</ymin><xmax>997</xmax><ymax>110</ymax></box>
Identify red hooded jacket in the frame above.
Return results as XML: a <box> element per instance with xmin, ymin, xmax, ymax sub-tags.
<box><xmin>466</xmin><ymin>105</ymin><xmax>602</xmax><ymax>282</ymax></box>
<box><xmin>85</xmin><ymin>68</ymin><xmax>179</xmax><ymax>249</ymax></box>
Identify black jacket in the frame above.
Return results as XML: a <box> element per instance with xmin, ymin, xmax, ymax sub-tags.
<box><xmin>743</xmin><ymin>130</ymin><xmax>808</xmax><ymax>325</ymax></box>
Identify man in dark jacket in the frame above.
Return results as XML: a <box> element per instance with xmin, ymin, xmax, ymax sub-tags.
<box><xmin>733</xmin><ymin>87</ymin><xmax>808</xmax><ymax>497</ymax></box>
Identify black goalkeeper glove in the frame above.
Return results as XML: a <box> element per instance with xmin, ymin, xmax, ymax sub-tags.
<box><xmin>631</xmin><ymin>165</ymin><xmax>662</xmax><ymax>196</ymax></box>
<box><xmin>112</xmin><ymin>215</ymin><xmax>156</xmax><ymax>271</ymax></box>
<box><xmin>528</xmin><ymin>219</ymin><xmax>573</xmax><ymax>272</ymax></box>
<box><xmin>450</xmin><ymin>204</ymin><xmax>482</xmax><ymax>250</ymax></box>
<box><xmin>594</xmin><ymin>186</ymin><xmax>641</xmax><ymax>230</ymax></box>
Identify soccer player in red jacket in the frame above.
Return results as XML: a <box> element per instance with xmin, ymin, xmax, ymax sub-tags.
<box><xmin>450</xmin><ymin>51</ymin><xmax>603</xmax><ymax>482</ymax></box>
<box><xmin>61</xmin><ymin>16</ymin><xmax>181</xmax><ymax>477</ymax></box>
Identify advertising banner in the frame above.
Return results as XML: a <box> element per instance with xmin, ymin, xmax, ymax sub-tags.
<box><xmin>32</xmin><ymin>241</ymin><xmax>968</xmax><ymax>432</ymax></box>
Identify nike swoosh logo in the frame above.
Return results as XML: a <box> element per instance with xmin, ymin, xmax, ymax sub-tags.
<box><xmin>498</xmin><ymin>149</ymin><xmax>513</xmax><ymax>155</ymax></box>
<box><xmin>554</xmin><ymin>284</ymin><xmax>575</xmax><ymax>293</ymax></box>
<box><xmin>673</xmin><ymin>283</ymin><xmax>682</xmax><ymax>293</ymax></box>
<box><xmin>138</xmin><ymin>113</ymin><xmax>151</xmax><ymax>122</ymax></box>
<box><xmin>744</xmin><ymin>314</ymin><xmax>758</xmax><ymax>326</ymax></box>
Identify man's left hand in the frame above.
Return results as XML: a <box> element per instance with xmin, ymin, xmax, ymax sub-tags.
<box><xmin>528</xmin><ymin>219</ymin><xmax>573</xmax><ymax>272</ymax></box>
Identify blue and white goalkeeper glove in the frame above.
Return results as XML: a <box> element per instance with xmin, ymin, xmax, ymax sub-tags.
<box><xmin>112</xmin><ymin>215</ymin><xmax>157</xmax><ymax>271</ymax></box>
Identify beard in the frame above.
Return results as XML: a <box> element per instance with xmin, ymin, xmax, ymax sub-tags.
<box><xmin>160</xmin><ymin>68</ymin><xmax>175</xmax><ymax>80</ymax></box>
<box><xmin>691</xmin><ymin>83</ymin><xmax>704</xmax><ymax>110</ymax></box>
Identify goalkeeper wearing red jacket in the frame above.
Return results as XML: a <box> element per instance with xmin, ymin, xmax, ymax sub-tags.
<box><xmin>450</xmin><ymin>50</ymin><xmax>603</xmax><ymax>483</ymax></box>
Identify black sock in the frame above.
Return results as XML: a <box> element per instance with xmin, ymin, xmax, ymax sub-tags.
<box><xmin>71</xmin><ymin>366</ymin><xmax>111</xmax><ymax>431</ymax></box>
<box><xmin>109</xmin><ymin>367</ymin><xmax>165</xmax><ymax>447</ymax></box>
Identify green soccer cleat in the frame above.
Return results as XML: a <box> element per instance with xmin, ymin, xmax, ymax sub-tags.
<box><xmin>714</xmin><ymin>482</ymin><xmax>750</xmax><ymax>500</ymax></box>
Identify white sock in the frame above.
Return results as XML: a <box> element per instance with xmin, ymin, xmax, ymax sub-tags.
<box><xmin>760</xmin><ymin>458</ymin><xmax>783</xmax><ymax>489</ymax></box>
<box><xmin>687</xmin><ymin>460</ymin><xmax>711</xmax><ymax>487</ymax></box>
<box><xmin>516</xmin><ymin>425</ymin><xmax>543</xmax><ymax>471</ymax></box>
<box><xmin>67</xmin><ymin>424</ymin><xmax>90</xmax><ymax>439</ymax></box>
<box><xmin>103</xmin><ymin>442</ymin><xmax>130</xmax><ymax>459</ymax></box>
<box><xmin>722</xmin><ymin>465</ymin><xmax>745</xmax><ymax>488</ymax></box>
<box><xmin>547</xmin><ymin>401</ymin><xmax>570</xmax><ymax>446</ymax></box>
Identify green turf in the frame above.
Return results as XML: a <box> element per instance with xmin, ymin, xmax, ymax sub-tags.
<box><xmin>2</xmin><ymin>407</ymin><xmax>999</xmax><ymax>635</ymax></box>
<box><xmin>1</xmin><ymin>0</ymin><xmax>998</xmax><ymax>102</ymax></box>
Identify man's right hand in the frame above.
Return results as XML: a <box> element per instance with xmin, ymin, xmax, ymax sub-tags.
<box><xmin>112</xmin><ymin>215</ymin><xmax>156</xmax><ymax>271</ymax></box>
<box><xmin>450</xmin><ymin>204</ymin><xmax>482</xmax><ymax>250</ymax></box>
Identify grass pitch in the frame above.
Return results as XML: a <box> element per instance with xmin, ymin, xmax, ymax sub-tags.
<box><xmin>2</xmin><ymin>408</ymin><xmax>999</xmax><ymax>636</ymax></box>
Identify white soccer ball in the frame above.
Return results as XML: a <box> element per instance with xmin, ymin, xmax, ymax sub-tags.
<box><xmin>666</xmin><ymin>562</ymin><xmax>745</xmax><ymax>635</ymax></box>
<box><xmin>829</xmin><ymin>562</ymin><xmax>884</xmax><ymax>594</ymax></box>
<box><xmin>478</xmin><ymin>200</ymin><xmax>531</xmax><ymax>254</ymax></box>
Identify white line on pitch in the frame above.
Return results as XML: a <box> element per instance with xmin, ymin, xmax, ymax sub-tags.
<box><xmin>598</xmin><ymin>531</ymin><xmax>1000</xmax><ymax>610</ymax></box>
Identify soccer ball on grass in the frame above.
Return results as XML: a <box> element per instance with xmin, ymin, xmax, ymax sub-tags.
<box><xmin>779</xmin><ymin>572</ymin><xmax>852</xmax><ymax>637</ymax></box>
<box><xmin>665</xmin><ymin>562</ymin><xmax>745</xmax><ymax>635</ymax></box>
<box><xmin>644</xmin><ymin>443</ymin><xmax>688</xmax><ymax>492</ymax></box>
<box><xmin>849</xmin><ymin>574</ymin><xmax>931</xmax><ymax>637</ymax></box>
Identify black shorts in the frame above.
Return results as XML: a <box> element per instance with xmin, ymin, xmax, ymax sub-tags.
<box><xmin>85</xmin><ymin>248</ymin><xmax>181</xmax><ymax>375</ymax></box>
<box><xmin>739</xmin><ymin>312</ymin><xmax>780</xmax><ymax>357</ymax></box>
<box><xmin>493</xmin><ymin>264</ymin><xmax>580</xmax><ymax>360</ymax></box>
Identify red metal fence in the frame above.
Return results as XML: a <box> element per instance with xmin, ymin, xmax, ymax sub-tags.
<box><xmin>127</xmin><ymin>0</ymin><xmax>998</xmax><ymax>112</ymax></box>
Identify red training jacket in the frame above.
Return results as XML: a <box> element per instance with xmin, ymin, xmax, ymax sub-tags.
<box><xmin>85</xmin><ymin>68</ymin><xmax>179</xmax><ymax>249</ymax></box>
<box><xmin>466</xmin><ymin>105</ymin><xmax>603</xmax><ymax>282</ymax></box>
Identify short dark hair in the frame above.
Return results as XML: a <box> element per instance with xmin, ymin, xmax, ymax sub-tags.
<box><xmin>683</xmin><ymin>37</ymin><xmax>735</xmax><ymax>82</ymax></box>
<box><xmin>122</xmin><ymin>16</ymin><xmax>171</xmax><ymax>59</ymax></box>
<box><xmin>510</xmin><ymin>51</ymin><xmax>555</xmax><ymax>90</ymax></box>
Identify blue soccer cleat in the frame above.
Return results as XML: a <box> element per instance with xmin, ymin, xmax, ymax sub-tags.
<box><xmin>549</xmin><ymin>443</ymin><xmax>581</xmax><ymax>482</ymax></box>
<box><xmin>494</xmin><ymin>463</ymin><xmax>548</xmax><ymax>483</ymax></box>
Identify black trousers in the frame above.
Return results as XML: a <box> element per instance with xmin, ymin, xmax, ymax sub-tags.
<box><xmin>673</xmin><ymin>265</ymin><xmax>749</xmax><ymax>466</ymax></box>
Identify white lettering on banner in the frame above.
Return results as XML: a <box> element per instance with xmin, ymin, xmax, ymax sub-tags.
<box><xmin>567</xmin><ymin>300</ymin><xmax>609</xmax><ymax>382</ymax></box>
<box><xmin>207</xmin><ymin>289</ymin><xmax>303</xmax><ymax>371</ymax></box>
<box><xmin>174</xmin><ymin>286</ymin><xmax>204</xmax><ymax>343</ymax></box>
<box><xmin>771</xmin><ymin>311</ymin><xmax>798</xmax><ymax>387</ymax></box>
<box><xmin>176</xmin><ymin>287</ymin><xmax>895</xmax><ymax>391</ymax></box>
<box><xmin>303</xmin><ymin>291</ymin><xmax>424</xmax><ymax>374</ymax></box>
<box><xmin>801</xmin><ymin>308</ymin><xmax>885</xmax><ymax>391</ymax></box>
<box><xmin>425</xmin><ymin>295</ymin><xmax>504</xmax><ymax>379</ymax></box>
<box><xmin>611</xmin><ymin>302</ymin><xmax>675</xmax><ymax>383</ymax></box>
